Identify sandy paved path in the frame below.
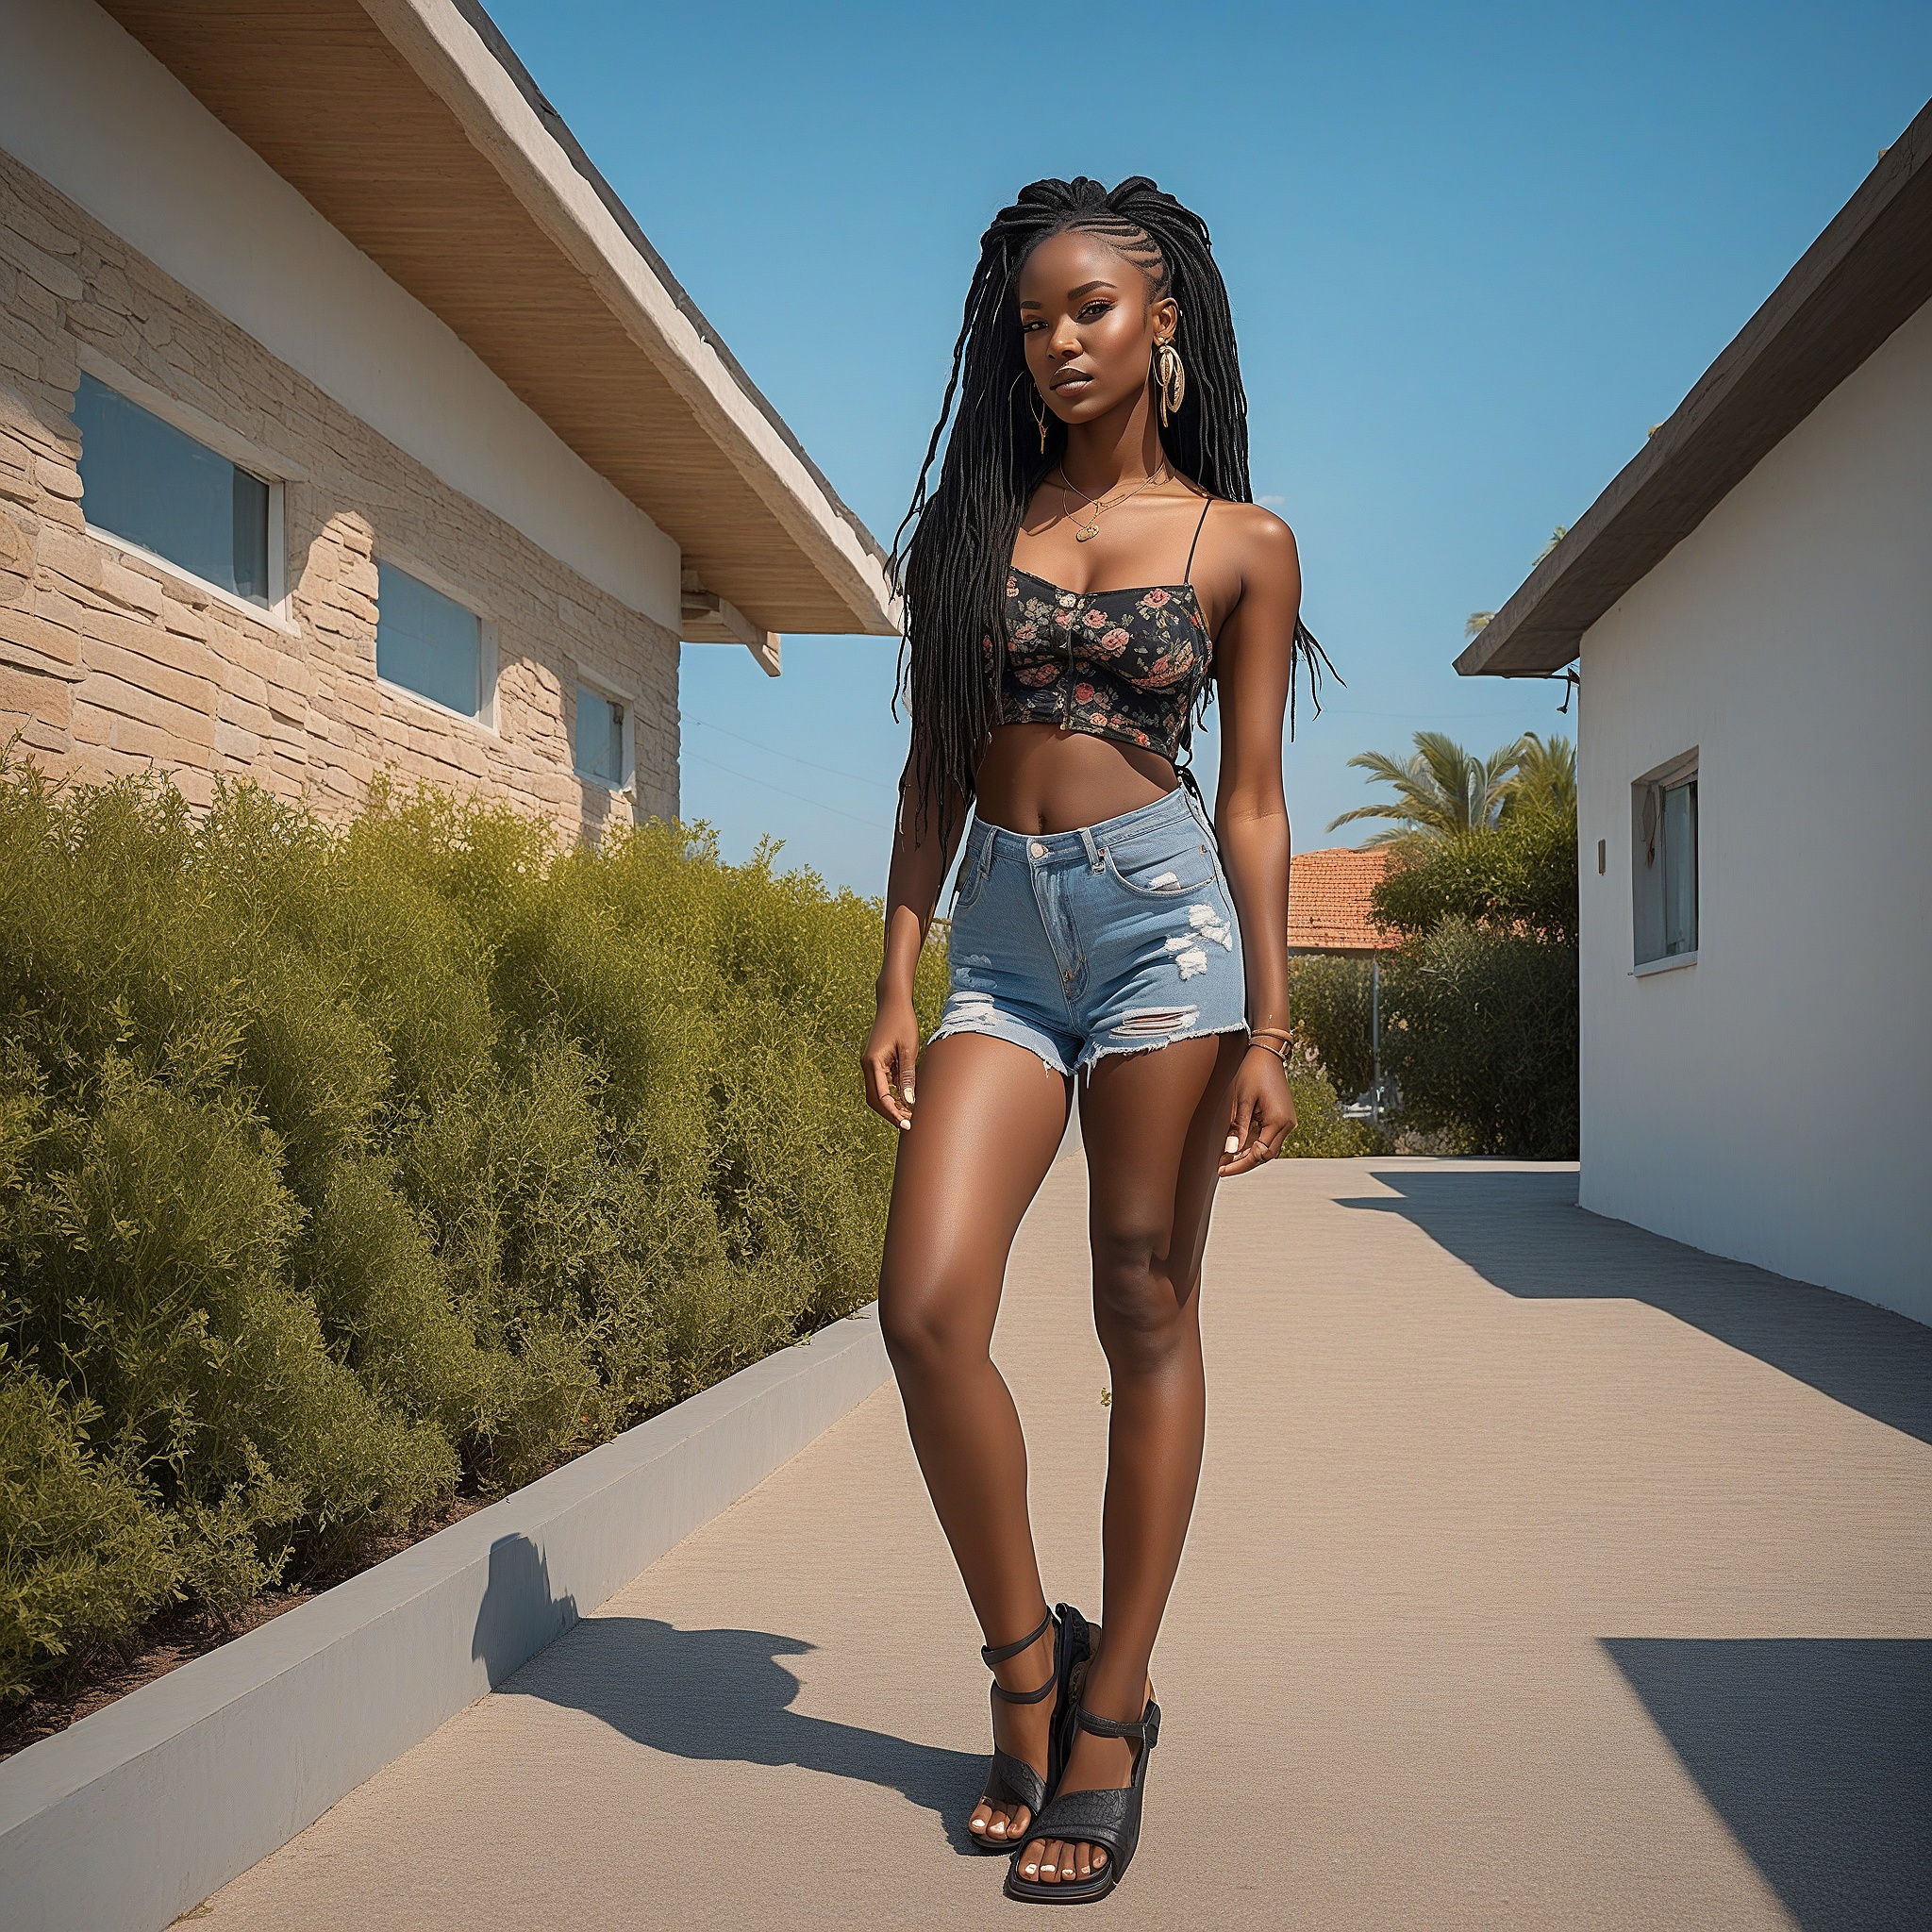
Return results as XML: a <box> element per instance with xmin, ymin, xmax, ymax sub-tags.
<box><xmin>192</xmin><ymin>1158</ymin><xmax>1932</xmax><ymax>1931</ymax></box>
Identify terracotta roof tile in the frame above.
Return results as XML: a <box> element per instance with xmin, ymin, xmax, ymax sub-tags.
<box><xmin>1288</xmin><ymin>846</ymin><xmax>1399</xmax><ymax>953</ymax></box>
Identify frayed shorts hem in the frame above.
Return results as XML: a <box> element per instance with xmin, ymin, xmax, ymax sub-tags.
<box><xmin>925</xmin><ymin>1020</ymin><xmax>1073</xmax><ymax>1081</ymax></box>
<box><xmin>1075</xmin><ymin>1019</ymin><xmax>1251</xmax><ymax>1079</ymax></box>
<box><xmin>927</xmin><ymin>1016</ymin><xmax>1253</xmax><ymax>1085</ymax></box>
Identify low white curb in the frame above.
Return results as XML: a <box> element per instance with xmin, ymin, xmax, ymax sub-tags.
<box><xmin>0</xmin><ymin>1302</ymin><xmax>891</xmax><ymax>1932</ymax></box>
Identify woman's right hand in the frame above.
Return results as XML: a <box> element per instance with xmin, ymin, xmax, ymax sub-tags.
<box><xmin>861</xmin><ymin>995</ymin><xmax>922</xmax><ymax>1131</ymax></box>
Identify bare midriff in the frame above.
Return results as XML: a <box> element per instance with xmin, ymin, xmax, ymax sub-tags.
<box><xmin>973</xmin><ymin>723</ymin><xmax>1180</xmax><ymax>836</ymax></box>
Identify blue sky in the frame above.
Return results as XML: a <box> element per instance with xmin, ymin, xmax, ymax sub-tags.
<box><xmin>489</xmin><ymin>1</ymin><xmax>1930</xmax><ymax>895</ymax></box>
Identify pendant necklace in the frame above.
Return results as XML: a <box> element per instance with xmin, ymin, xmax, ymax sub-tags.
<box><xmin>1057</xmin><ymin>463</ymin><xmax>1169</xmax><ymax>541</ymax></box>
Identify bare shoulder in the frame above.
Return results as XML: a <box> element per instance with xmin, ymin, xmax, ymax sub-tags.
<box><xmin>1214</xmin><ymin>500</ymin><xmax>1300</xmax><ymax>575</ymax></box>
<box><xmin>1197</xmin><ymin>500</ymin><xmax>1301</xmax><ymax>610</ymax></box>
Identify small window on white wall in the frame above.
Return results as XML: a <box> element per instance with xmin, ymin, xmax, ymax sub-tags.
<box><xmin>376</xmin><ymin>560</ymin><xmax>483</xmax><ymax>719</ymax></box>
<box><xmin>575</xmin><ymin>684</ymin><xmax>629</xmax><ymax>790</ymax></box>
<box><xmin>1633</xmin><ymin>752</ymin><xmax>1698</xmax><ymax>969</ymax></box>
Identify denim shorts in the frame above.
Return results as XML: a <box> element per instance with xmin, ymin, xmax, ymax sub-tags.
<box><xmin>932</xmin><ymin>785</ymin><xmax>1250</xmax><ymax>1079</ymax></box>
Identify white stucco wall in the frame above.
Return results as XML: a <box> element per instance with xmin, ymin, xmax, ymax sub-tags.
<box><xmin>1577</xmin><ymin>294</ymin><xmax>1932</xmax><ymax>1324</ymax></box>
<box><xmin>0</xmin><ymin>0</ymin><xmax>682</xmax><ymax>631</ymax></box>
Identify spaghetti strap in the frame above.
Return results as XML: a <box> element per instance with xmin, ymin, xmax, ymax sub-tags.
<box><xmin>1183</xmin><ymin>497</ymin><xmax>1212</xmax><ymax>585</ymax></box>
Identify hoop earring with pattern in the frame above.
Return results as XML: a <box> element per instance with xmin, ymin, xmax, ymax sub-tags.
<box><xmin>1154</xmin><ymin>339</ymin><xmax>1187</xmax><ymax>427</ymax></box>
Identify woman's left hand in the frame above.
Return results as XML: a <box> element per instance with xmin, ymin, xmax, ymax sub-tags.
<box><xmin>1221</xmin><ymin>1044</ymin><xmax>1297</xmax><ymax>1175</ymax></box>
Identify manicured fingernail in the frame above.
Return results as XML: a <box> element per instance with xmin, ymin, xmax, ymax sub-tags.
<box><xmin>1224</xmin><ymin>1134</ymin><xmax>1240</xmax><ymax>1153</ymax></box>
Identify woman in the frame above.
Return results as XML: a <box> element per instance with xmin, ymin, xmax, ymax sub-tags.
<box><xmin>861</xmin><ymin>175</ymin><xmax>1328</xmax><ymax>1905</ymax></box>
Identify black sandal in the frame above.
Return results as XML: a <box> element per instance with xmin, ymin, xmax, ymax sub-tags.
<box><xmin>1003</xmin><ymin>1697</ymin><xmax>1161</xmax><ymax>1903</ymax></box>
<box><xmin>969</xmin><ymin>1606</ymin><xmax>1088</xmax><ymax>1853</ymax></box>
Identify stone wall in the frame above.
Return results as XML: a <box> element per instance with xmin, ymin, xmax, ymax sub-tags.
<box><xmin>0</xmin><ymin>148</ymin><xmax>679</xmax><ymax>836</ymax></box>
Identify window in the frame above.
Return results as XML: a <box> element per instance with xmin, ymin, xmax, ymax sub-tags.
<box><xmin>575</xmin><ymin>684</ymin><xmax>628</xmax><ymax>789</ymax></box>
<box><xmin>1632</xmin><ymin>754</ymin><xmax>1698</xmax><ymax>968</ymax></box>
<box><xmin>75</xmin><ymin>372</ymin><xmax>272</xmax><ymax>606</ymax></box>
<box><xmin>376</xmin><ymin>561</ymin><xmax>482</xmax><ymax>719</ymax></box>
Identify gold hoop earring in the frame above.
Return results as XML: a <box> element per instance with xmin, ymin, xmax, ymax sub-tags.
<box><xmin>1031</xmin><ymin>388</ymin><xmax>1049</xmax><ymax>454</ymax></box>
<box><xmin>1154</xmin><ymin>339</ymin><xmax>1187</xmax><ymax>427</ymax></box>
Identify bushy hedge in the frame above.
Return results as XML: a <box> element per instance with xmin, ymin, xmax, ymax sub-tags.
<box><xmin>1285</xmin><ymin>808</ymin><xmax>1580</xmax><ymax>1159</ymax></box>
<box><xmin>1374</xmin><ymin>804</ymin><xmax>1577</xmax><ymax>947</ymax></box>
<box><xmin>1286</xmin><ymin>955</ymin><xmax>1378</xmax><ymax>1104</ymax></box>
<box><xmin>1278</xmin><ymin>1064</ymin><xmax>1390</xmax><ymax>1158</ymax></box>
<box><xmin>0</xmin><ymin>762</ymin><xmax>941</xmax><ymax>1703</ymax></box>
<box><xmin>1373</xmin><ymin>804</ymin><xmax>1579</xmax><ymax>1158</ymax></box>
<box><xmin>1376</xmin><ymin>918</ymin><xmax>1578</xmax><ymax>1158</ymax></box>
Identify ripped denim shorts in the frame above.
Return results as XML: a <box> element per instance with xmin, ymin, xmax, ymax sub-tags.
<box><xmin>931</xmin><ymin>784</ymin><xmax>1249</xmax><ymax>1080</ymax></box>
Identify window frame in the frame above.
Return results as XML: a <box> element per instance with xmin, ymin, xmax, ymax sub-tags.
<box><xmin>373</xmin><ymin>548</ymin><xmax>498</xmax><ymax>732</ymax></box>
<box><xmin>1630</xmin><ymin>747</ymin><xmax>1700</xmax><ymax>975</ymax></box>
<box><xmin>572</xmin><ymin>672</ymin><xmax>636</xmax><ymax>794</ymax></box>
<box><xmin>74</xmin><ymin>347</ymin><xmax>298</xmax><ymax>631</ymax></box>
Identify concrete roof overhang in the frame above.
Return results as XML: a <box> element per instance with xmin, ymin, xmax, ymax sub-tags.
<box><xmin>95</xmin><ymin>0</ymin><xmax>898</xmax><ymax>668</ymax></box>
<box><xmin>1458</xmin><ymin>97</ymin><xmax>1932</xmax><ymax>679</ymax></box>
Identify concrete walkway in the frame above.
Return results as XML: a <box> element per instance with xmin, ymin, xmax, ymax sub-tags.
<box><xmin>192</xmin><ymin>1159</ymin><xmax>1932</xmax><ymax>1931</ymax></box>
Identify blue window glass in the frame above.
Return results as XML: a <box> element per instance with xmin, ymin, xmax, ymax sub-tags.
<box><xmin>1662</xmin><ymin>778</ymin><xmax>1698</xmax><ymax>956</ymax></box>
<box><xmin>75</xmin><ymin>373</ymin><xmax>271</xmax><ymax>606</ymax></box>
<box><xmin>376</xmin><ymin>561</ymin><xmax>481</xmax><ymax>718</ymax></box>
<box><xmin>575</xmin><ymin>686</ymin><xmax>625</xmax><ymax>786</ymax></box>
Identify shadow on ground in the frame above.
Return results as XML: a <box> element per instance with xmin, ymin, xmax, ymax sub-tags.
<box><xmin>1605</xmin><ymin>1638</ymin><xmax>1932</xmax><ymax>1932</ymax></box>
<box><xmin>495</xmin><ymin>1613</ymin><xmax>987</xmax><ymax>1851</ymax></box>
<box><xmin>1342</xmin><ymin>1168</ymin><xmax>1932</xmax><ymax>1446</ymax></box>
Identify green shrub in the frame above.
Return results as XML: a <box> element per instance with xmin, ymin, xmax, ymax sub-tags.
<box><xmin>1373</xmin><ymin>802</ymin><xmax>1578</xmax><ymax>947</ymax></box>
<box><xmin>1286</xmin><ymin>955</ymin><xmax>1378</xmax><ymax>1102</ymax></box>
<box><xmin>0</xmin><ymin>1357</ymin><xmax>178</xmax><ymax>1702</ymax></box>
<box><xmin>1361</xmin><ymin>803</ymin><xmax>1579</xmax><ymax>1158</ymax></box>
<box><xmin>1279</xmin><ymin>1065</ymin><xmax>1391</xmax><ymax>1158</ymax></box>
<box><xmin>0</xmin><ymin>759</ymin><xmax>942</xmax><ymax>1699</ymax></box>
<box><xmin>1379</xmin><ymin>917</ymin><xmax>1578</xmax><ymax>1158</ymax></box>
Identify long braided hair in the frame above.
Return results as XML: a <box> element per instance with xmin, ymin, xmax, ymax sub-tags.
<box><xmin>891</xmin><ymin>175</ymin><xmax>1329</xmax><ymax>841</ymax></box>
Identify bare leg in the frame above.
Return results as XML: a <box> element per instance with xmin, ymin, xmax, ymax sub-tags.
<box><xmin>1017</xmin><ymin>1030</ymin><xmax>1243</xmax><ymax>1888</ymax></box>
<box><xmin>877</xmin><ymin>1030</ymin><xmax>1071</xmax><ymax>1847</ymax></box>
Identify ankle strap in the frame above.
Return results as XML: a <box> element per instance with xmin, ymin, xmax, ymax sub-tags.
<box><xmin>980</xmin><ymin>1608</ymin><xmax>1052</xmax><ymax>1669</ymax></box>
<box><xmin>991</xmin><ymin>1672</ymin><xmax>1057</xmax><ymax>1706</ymax></box>
<box><xmin>1074</xmin><ymin>1701</ymin><xmax>1159</xmax><ymax>1747</ymax></box>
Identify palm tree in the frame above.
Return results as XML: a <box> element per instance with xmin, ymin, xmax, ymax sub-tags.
<box><xmin>1328</xmin><ymin>730</ymin><xmax>1524</xmax><ymax>845</ymax></box>
<box><xmin>1502</xmin><ymin>732</ymin><xmax>1576</xmax><ymax>818</ymax></box>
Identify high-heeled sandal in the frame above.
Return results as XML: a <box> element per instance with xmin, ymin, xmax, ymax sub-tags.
<box><xmin>1003</xmin><ymin>1696</ymin><xmax>1161</xmax><ymax>1903</ymax></box>
<box><xmin>969</xmin><ymin>1606</ymin><xmax>1088</xmax><ymax>1853</ymax></box>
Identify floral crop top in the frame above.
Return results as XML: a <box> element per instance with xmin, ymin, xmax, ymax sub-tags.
<box><xmin>987</xmin><ymin>498</ymin><xmax>1336</xmax><ymax>766</ymax></box>
<box><xmin>995</xmin><ymin>567</ymin><xmax>1212</xmax><ymax>762</ymax></box>
<box><xmin>991</xmin><ymin>498</ymin><xmax>1218</xmax><ymax>764</ymax></box>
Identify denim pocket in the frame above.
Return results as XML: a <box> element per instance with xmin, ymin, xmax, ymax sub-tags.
<box><xmin>1104</xmin><ymin>830</ymin><xmax>1217</xmax><ymax>900</ymax></box>
<box><xmin>951</xmin><ymin>838</ymin><xmax>992</xmax><ymax>915</ymax></box>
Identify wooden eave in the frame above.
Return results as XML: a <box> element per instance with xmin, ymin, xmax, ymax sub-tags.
<box><xmin>95</xmin><ymin>0</ymin><xmax>897</xmax><ymax>644</ymax></box>
<box><xmin>1458</xmin><ymin>96</ymin><xmax>1932</xmax><ymax>678</ymax></box>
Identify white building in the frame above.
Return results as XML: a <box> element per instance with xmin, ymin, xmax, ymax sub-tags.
<box><xmin>1457</xmin><ymin>104</ymin><xmax>1932</xmax><ymax>1326</ymax></box>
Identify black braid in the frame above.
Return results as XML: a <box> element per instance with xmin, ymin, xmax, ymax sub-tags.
<box><xmin>890</xmin><ymin>175</ymin><xmax>1332</xmax><ymax>842</ymax></box>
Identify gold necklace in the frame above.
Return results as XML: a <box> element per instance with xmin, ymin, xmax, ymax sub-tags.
<box><xmin>1056</xmin><ymin>463</ymin><xmax>1169</xmax><ymax>542</ymax></box>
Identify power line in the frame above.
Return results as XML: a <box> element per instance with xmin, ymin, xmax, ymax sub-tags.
<box><xmin>683</xmin><ymin>752</ymin><xmax>891</xmax><ymax>832</ymax></box>
<box><xmin>684</xmin><ymin>714</ymin><xmax>899</xmax><ymax>791</ymax></box>
<box><xmin>1313</xmin><ymin>705</ymin><xmax>1543</xmax><ymax>721</ymax></box>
